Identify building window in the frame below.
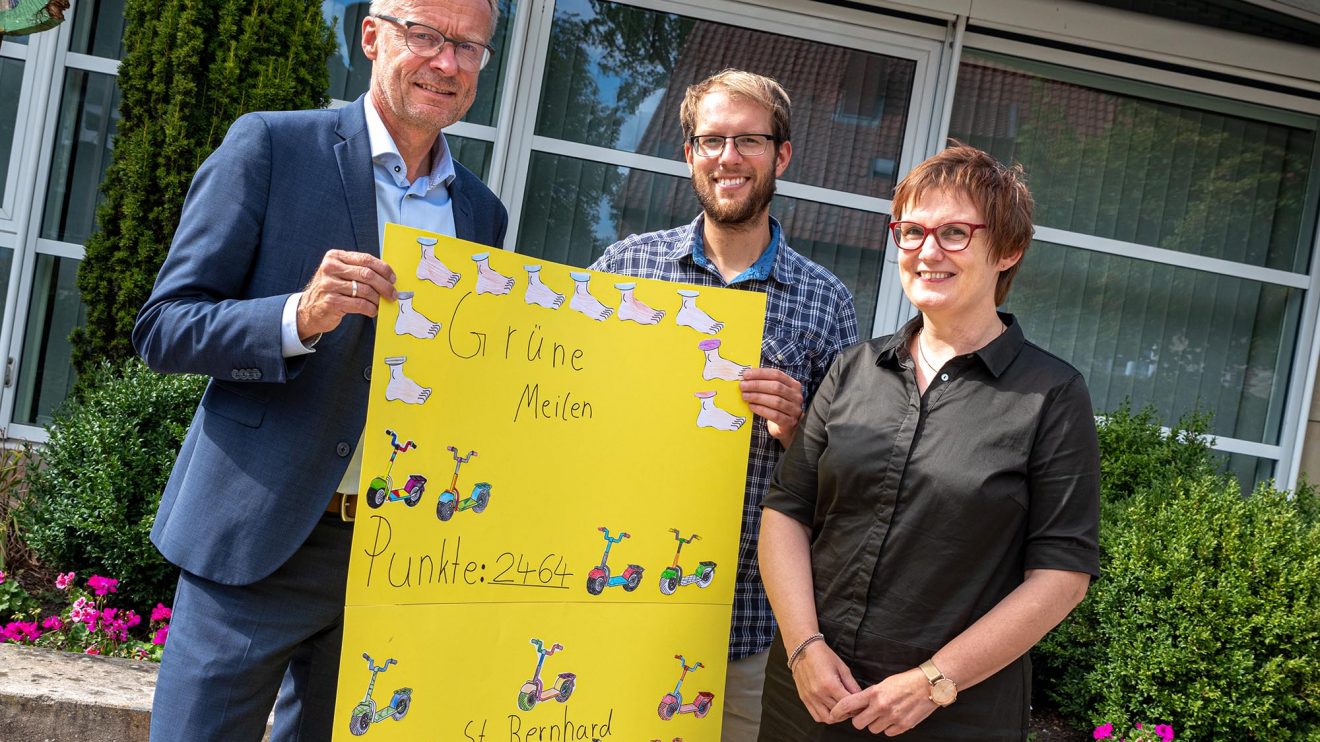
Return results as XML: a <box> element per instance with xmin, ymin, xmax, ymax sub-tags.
<box><xmin>949</xmin><ymin>51</ymin><xmax>1318</xmax><ymax>486</ymax></box>
<box><xmin>0</xmin><ymin>58</ymin><xmax>23</xmax><ymax>209</ymax></box>
<box><xmin>520</xmin><ymin>0</ymin><xmax>920</xmax><ymax>333</ymax></box>
<box><xmin>15</xmin><ymin>255</ymin><xmax>84</xmax><ymax>426</ymax></box>
<box><xmin>68</xmin><ymin>0</ymin><xmax>128</xmax><ymax>60</ymax></box>
<box><xmin>41</xmin><ymin>69</ymin><xmax>120</xmax><ymax>245</ymax></box>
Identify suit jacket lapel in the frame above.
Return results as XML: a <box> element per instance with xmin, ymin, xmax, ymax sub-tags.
<box><xmin>335</xmin><ymin>97</ymin><xmax>380</xmax><ymax>257</ymax></box>
<box><xmin>451</xmin><ymin>168</ymin><xmax>476</xmax><ymax>243</ymax></box>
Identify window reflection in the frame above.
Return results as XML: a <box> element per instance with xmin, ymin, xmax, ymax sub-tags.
<box><xmin>538</xmin><ymin>0</ymin><xmax>915</xmax><ymax>197</ymax></box>
<box><xmin>15</xmin><ymin>255</ymin><xmax>85</xmax><ymax>427</ymax></box>
<box><xmin>1006</xmin><ymin>240</ymin><xmax>1298</xmax><ymax>445</ymax></box>
<box><xmin>518</xmin><ymin>152</ymin><xmax>885</xmax><ymax>332</ymax></box>
<box><xmin>41</xmin><ymin>70</ymin><xmax>120</xmax><ymax>245</ymax></box>
<box><xmin>448</xmin><ymin>133</ymin><xmax>492</xmax><ymax>181</ymax></box>
<box><xmin>0</xmin><ymin>58</ymin><xmax>23</xmax><ymax>207</ymax></box>
<box><xmin>69</xmin><ymin>0</ymin><xmax>127</xmax><ymax>59</ymax></box>
<box><xmin>950</xmin><ymin>52</ymin><xmax>1316</xmax><ymax>272</ymax></box>
<box><xmin>322</xmin><ymin>0</ymin><xmax>515</xmax><ymax>127</ymax></box>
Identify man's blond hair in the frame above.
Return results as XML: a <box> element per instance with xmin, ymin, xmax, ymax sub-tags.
<box><xmin>680</xmin><ymin>69</ymin><xmax>791</xmax><ymax>143</ymax></box>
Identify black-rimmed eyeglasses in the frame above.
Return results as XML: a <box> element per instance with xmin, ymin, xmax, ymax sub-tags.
<box><xmin>688</xmin><ymin>134</ymin><xmax>779</xmax><ymax>158</ymax></box>
<box><xmin>889</xmin><ymin>221</ymin><xmax>988</xmax><ymax>252</ymax></box>
<box><xmin>373</xmin><ymin>14</ymin><xmax>494</xmax><ymax>72</ymax></box>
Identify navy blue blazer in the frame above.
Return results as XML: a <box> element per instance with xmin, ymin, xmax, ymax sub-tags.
<box><xmin>134</xmin><ymin>97</ymin><xmax>508</xmax><ymax>585</ymax></box>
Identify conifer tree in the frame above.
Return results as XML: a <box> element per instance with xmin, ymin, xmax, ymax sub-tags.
<box><xmin>73</xmin><ymin>0</ymin><xmax>334</xmax><ymax>373</ymax></box>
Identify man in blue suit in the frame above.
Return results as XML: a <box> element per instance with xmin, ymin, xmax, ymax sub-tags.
<box><xmin>132</xmin><ymin>1</ymin><xmax>506</xmax><ymax>738</ymax></box>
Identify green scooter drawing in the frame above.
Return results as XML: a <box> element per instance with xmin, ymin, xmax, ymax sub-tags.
<box><xmin>348</xmin><ymin>653</ymin><xmax>412</xmax><ymax>736</ymax></box>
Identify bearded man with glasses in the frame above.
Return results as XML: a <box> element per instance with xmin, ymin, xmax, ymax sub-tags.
<box><xmin>133</xmin><ymin>1</ymin><xmax>506</xmax><ymax>739</ymax></box>
<box><xmin>590</xmin><ymin>69</ymin><xmax>859</xmax><ymax>741</ymax></box>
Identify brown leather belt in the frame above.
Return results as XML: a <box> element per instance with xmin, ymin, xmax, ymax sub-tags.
<box><xmin>327</xmin><ymin>492</ymin><xmax>357</xmax><ymax>522</ymax></box>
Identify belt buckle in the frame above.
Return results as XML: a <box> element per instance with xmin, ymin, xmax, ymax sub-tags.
<box><xmin>338</xmin><ymin>492</ymin><xmax>355</xmax><ymax>523</ymax></box>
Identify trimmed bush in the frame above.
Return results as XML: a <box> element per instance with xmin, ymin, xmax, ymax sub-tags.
<box><xmin>17</xmin><ymin>360</ymin><xmax>205</xmax><ymax>609</ymax></box>
<box><xmin>1094</xmin><ymin>401</ymin><xmax>1214</xmax><ymax>509</ymax></box>
<box><xmin>1088</xmin><ymin>478</ymin><xmax>1320</xmax><ymax>739</ymax></box>
<box><xmin>1037</xmin><ymin>405</ymin><xmax>1320</xmax><ymax>740</ymax></box>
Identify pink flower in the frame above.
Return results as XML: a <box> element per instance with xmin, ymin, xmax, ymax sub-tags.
<box><xmin>1155</xmin><ymin>724</ymin><xmax>1175</xmax><ymax>741</ymax></box>
<box><xmin>41</xmin><ymin>615</ymin><xmax>64</xmax><ymax>631</ymax></box>
<box><xmin>1093</xmin><ymin>723</ymin><xmax>1114</xmax><ymax>739</ymax></box>
<box><xmin>2</xmin><ymin>621</ymin><xmax>42</xmax><ymax>642</ymax></box>
<box><xmin>150</xmin><ymin>603</ymin><xmax>172</xmax><ymax>623</ymax></box>
<box><xmin>86</xmin><ymin>575</ymin><xmax>118</xmax><ymax>596</ymax></box>
<box><xmin>84</xmin><ymin>645</ymin><xmax>100</xmax><ymax>655</ymax></box>
<box><xmin>0</xmin><ymin>570</ymin><xmax>6</xmax><ymax>585</ymax></box>
<box><xmin>70</xmin><ymin>597</ymin><xmax>96</xmax><ymax>624</ymax></box>
<box><xmin>152</xmin><ymin>625</ymin><xmax>170</xmax><ymax>646</ymax></box>
<box><xmin>55</xmin><ymin>571</ymin><xmax>75</xmax><ymax>590</ymax></box>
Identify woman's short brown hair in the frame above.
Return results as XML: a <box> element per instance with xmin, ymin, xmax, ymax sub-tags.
<box><xmin>891</xmin><ymin>142</ymin><xmax>1034</xmax><ymax>305</ymax></box>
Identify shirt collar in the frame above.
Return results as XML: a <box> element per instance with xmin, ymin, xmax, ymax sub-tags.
<box><xmin>878</xmin><ymin>312</ymin><xmax>1025</xmax><ymax>377</ymax></box>
<box><xmin>364</xmin><ymin>96</ymin><xmax>456</xmax><ymax>191</ymax></box>
<box><xmin>670</xmin><ymin>213</ymin><xmax>799</xmax><ymax>285</ymax></box>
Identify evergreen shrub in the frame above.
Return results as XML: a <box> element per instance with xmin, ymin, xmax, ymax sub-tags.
<box><xmin>17</xmin><ymin>361</ymin><xmax>205</xmax><ymax>609</ymax></box>
<box><xmin>1037</xmin><ymin>404</ymin><xmax>1320</xmax><ymax>740</ymax></box>
<box><xmin>73</xmin><ymin>0</ymin><xmax>334</xmax><ymax>372</ymax></box>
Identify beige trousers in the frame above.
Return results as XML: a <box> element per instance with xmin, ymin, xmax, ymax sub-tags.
<box><xmin>722</xmin><ymin>649</ymin><xmax>769</xmax><ymax>741</ymax></box>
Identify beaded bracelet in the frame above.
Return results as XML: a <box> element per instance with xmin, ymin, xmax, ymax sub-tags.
<box><xmin>787</xmin><ymin>632</ymin><xmax>825</xmax><ymax>671</ymax></box>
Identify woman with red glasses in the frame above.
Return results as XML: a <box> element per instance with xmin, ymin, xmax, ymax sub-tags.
<box><xmin>757</xmin><ymin>143</ymin><xmax>1100</xmax><ymax>740</ymax></box>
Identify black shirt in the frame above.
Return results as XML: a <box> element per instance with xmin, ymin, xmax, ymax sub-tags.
<box><xmin>762</xmin><ymin>313</ymin><xmax>1100</xmax><ymax>739</ymax></box>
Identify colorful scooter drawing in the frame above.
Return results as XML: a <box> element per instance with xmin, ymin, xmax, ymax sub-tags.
<box><xmin>658</xmin><ymin>654</ymin><xmax>714</xmax><ymax>721</ymax></box>
<box><xmin>658</xmin><ymin>529</ymin><xmax>716</xmax><ymax>595</ymax></box>
<box><xmin>585</xmin><ymin>526</ymin><xmax>643</xmax><ymax>595</ymax></box>
<box><xmin>517</xmin><ymin>638</ymin><xmax>576</xmax><ymax>711</ymax></box>
<box><xmin>348</xmin><ymin>653</ymin><xmax>412</xmax><ymax>736</ymax></box>
<box><xmin>436</xmin><ymin>446</ymin><xmax>491</xmax><ymax>521</ymax></box>
<box><xmin>366</xmin><ymin>430</ymin><xmax>426</xmax><ymax>509</ymax></box>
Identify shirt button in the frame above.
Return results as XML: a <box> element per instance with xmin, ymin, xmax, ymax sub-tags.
<box><xmin>336</xmin><ymin>442</ymin><xmax>351</xmax><ymax>457</ymax></box>
<box><xmin>940</xmin><ymin>373</ymin><xmax>949</xmax><ymax>381</ymax></box>
<box><xmin>363</xmin><ymin>366</ymin><xmax>372</xmax><ymax>381</ymax></box>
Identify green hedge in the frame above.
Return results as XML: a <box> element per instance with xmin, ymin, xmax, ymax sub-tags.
<box><xmin>1037</xmin><ymin>404</ymin><xmax>1320</xmax><ymax>739</ymax></box>
<box><xmin>17</xmin><ymin>361</ymin><xmax>205</xmax><ymax>609</ymax></box>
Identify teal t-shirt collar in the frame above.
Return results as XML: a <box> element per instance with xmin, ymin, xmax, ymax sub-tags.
<box><xmin>691</xmin><ymin>218</ymin><xmax>781</xmax><ymax>284</ymax></box>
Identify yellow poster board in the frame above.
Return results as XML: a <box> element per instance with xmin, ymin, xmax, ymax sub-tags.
<box><xmin>332</xmin><ymin>224</ymin><xmax>766</xmax><ymax>741</ymax></box>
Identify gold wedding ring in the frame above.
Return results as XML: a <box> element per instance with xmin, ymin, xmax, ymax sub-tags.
<box><xmin>351</xmin><ymin>279</ymin><xmax>358</xmax><ymax>298</ymax></box>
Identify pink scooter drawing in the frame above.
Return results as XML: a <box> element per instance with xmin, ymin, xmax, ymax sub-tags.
<box><xmin>658</xmin><ymin>654</ymin><xmax>714</xmax><ymax>720</ymax></box>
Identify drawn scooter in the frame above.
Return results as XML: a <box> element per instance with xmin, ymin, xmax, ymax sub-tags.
<box><xmin>658</xmin><ymin>654</ymin><xmax>714</xmax><ymax>721</ymax></box>
<box><xmin>436</xmin><ymin>446</ymin><xmax>491</xmax><ymax>521</ymax></box>
<box><xmin>366</xmin><ymin>430</ymin><xmax>426</xmax><ymax>509</ymax></box>
<box><xmin>517</xmin><ymin>638</ymin><xmax>576</xmax><ymax>711</ymax></box>
<box><xmin>585</xmin><ymin>526</ymin><xmax>643</xmax><ymax>595</ymax></box>
<box><xmin>658</xmin><ymin>529</ymin><xmax>716</xmax><ymax>595</ymax></box>
<box><xmin>348</xmin><ymin>653</ymin><xmax>412</xmax><ymax>736</ymax></box>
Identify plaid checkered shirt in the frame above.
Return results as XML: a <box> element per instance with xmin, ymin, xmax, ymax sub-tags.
<box><xmin>591</xmin><ymin>213</ymin><xmax>860</xmax><ymax>659</ymax></box>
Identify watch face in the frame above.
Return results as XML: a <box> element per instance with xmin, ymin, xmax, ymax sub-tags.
<box><xmin>931</xmin><ymin>678</ymin><xmax>957</xmax><ymax>706</ymax></box>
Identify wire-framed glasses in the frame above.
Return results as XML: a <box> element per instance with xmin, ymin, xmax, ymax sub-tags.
<box><xmin>688</xmin><ymin>134</ymin><xmax>778</xmax><ymax>158</ymax></box>
<box><xmin>373</xmin><ymin>14</ymin><xmax>494</xmax><ymax>72</ymax></box>
<box><xmin>889</xmin><ymin>221</ymin><xmax>988</xmax><ymax>252</ymax></box>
